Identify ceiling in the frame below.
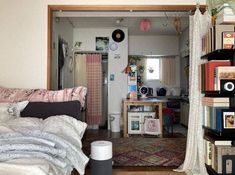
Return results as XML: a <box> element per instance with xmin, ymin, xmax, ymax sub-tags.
<box><xmin>54</xmin><ymin>11</ymin><xmax>190</xmax><ymax>36</ymax></box>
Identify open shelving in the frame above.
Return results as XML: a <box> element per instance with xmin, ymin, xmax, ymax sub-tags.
<box><xmin>201</xmin><ymin>49</ymin><xmax>235</xmax><ymax>175</ymax></box>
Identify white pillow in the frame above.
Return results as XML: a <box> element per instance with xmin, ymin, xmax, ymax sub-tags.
<box><xmin>8</xmin><ymin>101</ymin><xmax>29</xmax><ymax>117</ymax></box>
<box><xmin>0</xmin><ymin>101</ymin><xmax>29</xmax><ymax>122</ymax></box>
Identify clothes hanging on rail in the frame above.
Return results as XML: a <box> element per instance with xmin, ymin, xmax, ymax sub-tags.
<box><xmin>58</xmin><ymin>37</ymin><xmax>65</xmax><ymax>89</ymax></box>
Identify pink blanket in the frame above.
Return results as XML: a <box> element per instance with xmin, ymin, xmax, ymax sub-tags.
<box><xmin>0</xmin><ymin>86</ymin><xmax>87</xmax><ymax>108</ymax></box>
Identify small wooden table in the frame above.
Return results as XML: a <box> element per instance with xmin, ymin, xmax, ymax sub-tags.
<box><xmin>122</xmin><ymin>98</ymin><xmax>167</xmax><ymax>138</ymax></box>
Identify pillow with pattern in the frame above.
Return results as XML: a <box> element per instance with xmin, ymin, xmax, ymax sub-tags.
<box><xmin>0</xmin><ymin>101</ymin><xmax>29</xmax><ymax>122</ymax></box>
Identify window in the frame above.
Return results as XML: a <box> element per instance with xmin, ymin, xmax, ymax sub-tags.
<box><xmin>146</xmin><ymin>58</ymin><xmax>160</xmax><ymax>80</ymax></box>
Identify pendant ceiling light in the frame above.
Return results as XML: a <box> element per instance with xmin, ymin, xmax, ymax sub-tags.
<box><xmin>139</xmin><ymin>19</ymin><xmax>151</xmax><ymax>32</ymax></box>
<box><xmin>173</xmin><ymin>16</ymin><xmax>182</xmax><ymax>35</ymax></box>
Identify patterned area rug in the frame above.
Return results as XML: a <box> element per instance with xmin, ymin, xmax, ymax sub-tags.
<box><xmin>82</xmin><ymin>137</ymin><xmax>186</xmax><ymax>167</ymax></box>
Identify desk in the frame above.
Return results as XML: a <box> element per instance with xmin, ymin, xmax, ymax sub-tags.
<box><xmin>122</xmin><ymin>98</ymin><xmax>167</xmax><ymax>138</ymax></box>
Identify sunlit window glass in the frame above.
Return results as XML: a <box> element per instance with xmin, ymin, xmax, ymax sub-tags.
<box><xmin>146</xmin><ymin>58</ymin><xmax>160</xmax><ymax>80</ymax></box>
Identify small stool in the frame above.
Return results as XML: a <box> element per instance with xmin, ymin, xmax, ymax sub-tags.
<box><xmin>163</xmin><ymin>108</ymin><xmax>174</xmax><ymax>134</ymax></box>
<box><xmin>90</xmin><ymin>140</ymin><xmax>112</xmax><ymax>175</ymax></box>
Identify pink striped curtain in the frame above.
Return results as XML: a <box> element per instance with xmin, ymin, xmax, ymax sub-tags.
<box><xmin>86</xmin><ymin>54</ymin><xmax>102</xmax><ymax>125</ymax></box>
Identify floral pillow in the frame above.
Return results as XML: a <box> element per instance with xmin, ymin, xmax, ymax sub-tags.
<box><xmin>0</xmin><ymin>86</ymin><xmax>87</xmax><ymax>108</ymax></box>
<box><xmin>0</xmin><ymin>101</ymin><xmax>29</xmax><ymax>122</ymax></box>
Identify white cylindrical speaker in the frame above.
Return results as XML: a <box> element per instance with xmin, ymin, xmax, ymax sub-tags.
<box><xmin>90</xmin><ymin>140</ymin><xmax>113</xmax><ymax>175</ymax></box>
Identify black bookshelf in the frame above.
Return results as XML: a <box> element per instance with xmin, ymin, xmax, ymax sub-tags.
<box><xmin>204</xmin><ymin>126</ymin><xmax>235</xmax><ymax>140</ymax></box>
<box><xmin>206</xmin><ymin>164</ymin><xmax>219</xmax><ymax>175</ymax></box>
<box><xmin>202</xmin><ymin>49</ymin><xmax>235</xmax><ymax>175</ymax></box>
<box><xmin>201</xmin><ymin>49</ymin><xmax>235</xmax><ymax>64</ymax></box>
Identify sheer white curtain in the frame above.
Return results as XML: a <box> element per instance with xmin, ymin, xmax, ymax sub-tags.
<box><xmin>160</xmin><ymin>57</ymin><xmax>176</xmax><ymax>85</ymax></box>
<box><xmin>175</xmin><ymin>8</ymin><xmax>211</xmax><ymax>175</ymax></box>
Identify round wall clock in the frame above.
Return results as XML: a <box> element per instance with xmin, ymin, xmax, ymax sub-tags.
<box><xmin>109</xmin><ymin>42</ymin><xmax>118</xmax><ymax>51</ymax></box>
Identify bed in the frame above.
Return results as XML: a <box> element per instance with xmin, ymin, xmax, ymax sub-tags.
<box><xmin>0</xmin><ymin>86</ymin><xmax>89</xmax><ymax>175</ymax></box>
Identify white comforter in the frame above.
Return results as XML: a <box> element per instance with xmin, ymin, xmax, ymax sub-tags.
<box><xmin>0</xmin><ymin>115</ymin><xmax>89</xmax><ymax>175</ymax></box>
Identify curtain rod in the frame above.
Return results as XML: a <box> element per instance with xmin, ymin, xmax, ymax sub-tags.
<box><xmin>129</xmin><ymin>54</ymin><xmax>178</xmax><ymax>58</ymax></box>
<box><xmin>74</xmin><ymin>50</ymin><xmax>108</xmax><ymax>55</ymax></box>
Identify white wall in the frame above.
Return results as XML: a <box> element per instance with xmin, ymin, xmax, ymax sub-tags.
<box><xmin>129</xmin><ymin>35</ymin><xmax>179</xmax><ymax>55</ymax></box>
<box><xmin>0</xmin><ymin>0</ymin><xmax>205</xmax><ymax>89</ymax></box>
<box><xmin>129</xmin><ymin>35</ymin><xmax>180</xmax><ymax>95</ymax></box>
<box><xmin>73</xmin><ymin>28</ymin><xmax>128</xmax><ymax>114</ymax></box>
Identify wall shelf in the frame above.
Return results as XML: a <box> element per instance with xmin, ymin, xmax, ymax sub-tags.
<box><xmin>203</xmin><ymin>126</ymin><xmax>235</xmax><ymax>140</ymax></box>
<box><xmin>201</xmin><ymin>49</ymin><xmax>235</xmax><ymax>62</ymax></box>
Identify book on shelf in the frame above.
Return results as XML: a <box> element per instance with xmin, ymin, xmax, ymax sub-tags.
<box><xmin>203</xmin><ymin>105</ymin><xmax>229</xmax><ymax>131</ymax></box>
<box><xmin>204</xmin><ymin>139</ymin><xmax>212</xmax><ymax>166</ymax></box>
<box><xmin>201</xmin><ymin>25</ymin><xmax>235</xmax><ymax>55</ymax></box>
<box><xmin>213</xmin><ymin>25</ymin><xmax>235</xmax><ymax>51</ymax></box>
<box><xmin>200</xmin><ymin>63</ymin><xmax>206</xmax><ymax>92</ymax></box>
<box><xmin>214</xmin><ymin>66</ymin><xmax>235</xmax><ymax>91</ymax></box>
<box><xmin>202</xmin><ymin>97</ymin><xmax>229</xmax><ymax>107</ymax></box>
<box><xmin>202</xmin><ymin>97</ymin><xmax>229</xmax><ymax>103</ymax></box>
<box><xmin>203</xmin><ymin>60</ymin><xmax>231</xmax><ymax>91</ymax></box>
<box><xmin>222</xmin><ymin>31</ymin><xmax>235</xmax><ymax>49</ymax></box>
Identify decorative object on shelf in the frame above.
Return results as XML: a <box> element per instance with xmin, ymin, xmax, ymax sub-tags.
<box><xmin>109</xmin><ymin>42</ymin><xmax>118</xmax><ymax>51</ymax></box>
<box><xmin>138</xmin><ymin>65</ymin><xmax>145</xmax><ymax>74</ymax></box>
<box><xmin>223</xmin><ymin>110</ymin><xmax>235</xmax><ymax>129</ymax></box>
<box><xmin>112</xmin><ymin>29</ymin><xmax>125</xmax><ymax>43</ymax></box>
<box><xmin>139</xmin><ymin>19</ymin><xmax>151</xmax><ymax>32</ymax></box>
<box><xmin>220</xmin><ymin>79</ymin><xmax>235</xmax><ymax>95</ymax></box>
<box><xmin>139</xmin><ymin>86</ymin><xmax>148</xmax><ymax>98</ymax></box>
<box><xmin>122</xmin><ymin>63</ymin><xmax>131</xmax><ymax>74</ymax></box>
<box><xmin>156</xmin><ymin>87</ymin><xmax>167</xmax><ymax>96</ymax></box>
<box><xmin>206</xmin><ymin>1</ymin><xmax>235</xmax><ymax>25</ymax></box>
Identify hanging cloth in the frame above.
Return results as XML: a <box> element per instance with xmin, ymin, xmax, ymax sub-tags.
<box><xmin>86</xmin><ymin>54</ymin><xmax>102</xmax><ymax>125</ymax></box>
<box><xmin>74</xmin><ymin>54</ymin><xmax>87</xmax><ymax>87</ymax></box>
<box><xmin>174</xmin><ymin>7</ymin><xmax>211</xmax><ymax>175</ymax></box>
<box><xmin>160</xmin><ymin>57</ymin><xmax>176</xmax><ymax>85</ymax></box>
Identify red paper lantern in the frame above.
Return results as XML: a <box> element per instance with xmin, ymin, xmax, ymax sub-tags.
<box><xmin>140</xmin><ymin>19</ymin><xmax>151</xmax><ymax>32</ymax></box>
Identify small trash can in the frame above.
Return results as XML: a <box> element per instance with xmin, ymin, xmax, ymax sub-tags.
<box><xmin>90</xmin><ymin>140</ymin><xmax>112</xmax><ymax>175</ymax></box>
<box><xmin>109</xmin><ymin>113</ymin><xmax>120</xmax><ymax>132</ymax></box>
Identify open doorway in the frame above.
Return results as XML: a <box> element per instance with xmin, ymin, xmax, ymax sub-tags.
<box><xmin>49</xmin><ymin>7</ymin><xmax>192</xmax><ymax>134</ymax></box>
<box><xmin>47</xmin><ymin>5</ymin><xmax>207</xmax><ymax>172</ymax></box>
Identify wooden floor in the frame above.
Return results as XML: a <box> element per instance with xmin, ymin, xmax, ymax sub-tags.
<box><xmin>80</xmin><ymin>128</ymin><xmax>187</xmax><ymax>175</ymax></box>
<box><xmin>83</xmin><ymin>169</ymin><xmax>186</xmax><ymax>175</ymax></box>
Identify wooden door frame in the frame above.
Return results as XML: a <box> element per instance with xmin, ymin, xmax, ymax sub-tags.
<box><xmin>47</xmin><ymin>5</ymin><xmax>206</xmax><ymax>89</ymax></box>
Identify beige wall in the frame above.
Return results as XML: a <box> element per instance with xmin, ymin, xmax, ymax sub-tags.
<box><xmin>0</xmin><ymin>0</ymin><xmax>206</xmax><ymax>89</ymax></box>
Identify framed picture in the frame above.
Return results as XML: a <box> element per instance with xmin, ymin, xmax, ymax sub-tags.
<box><xmin>96</xmin><ymin>37</ymin><xmax>109</xmax><ymax>51</ymax></box>
<box><xmin>128</xmin><ymin>112</ymin><xmax>142</xmax><ymax>134</ymax></box>
<box><xmin>223</xmin><ymin>110</ymin><xmax>235</xmax><ymax>129</ymax></box>
<box><xmin>144</xmin><ymin>118</ymin><xmax>161</xmax><ymax>135</ymax></box>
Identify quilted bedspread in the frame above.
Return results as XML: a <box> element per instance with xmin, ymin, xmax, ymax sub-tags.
<box><xmin>0</xmin><ymin>115</ymin><xmax>89</xmax><ymax>175</ymax></box>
